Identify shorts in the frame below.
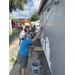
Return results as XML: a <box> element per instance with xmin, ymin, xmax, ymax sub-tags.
<box><xmin>17</xmin><ymin>53</ymin><xmax>28</xmax><ymax>68</ymax></box>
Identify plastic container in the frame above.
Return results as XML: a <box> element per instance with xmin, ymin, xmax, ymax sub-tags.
<box><xmin>32</xmin><ymin>61</ymin><xmax>40</xmax><ymax>75</ymax></box>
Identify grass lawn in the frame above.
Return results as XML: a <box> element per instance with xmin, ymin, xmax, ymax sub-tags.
<box><xmin>9</xmin><ymin>54</ymin><xmax>18</xmax><ymax>65</ymax></box>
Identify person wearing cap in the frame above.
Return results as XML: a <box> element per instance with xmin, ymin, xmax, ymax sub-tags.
<box><xmin>19</xmin><ymin>26</ymin><xmax>26</xmax><ymax>45</ymax></box>
<box><xmin>19</xmin><ymin>26</ymin><xmax>35</xmax><ymax>56</ymax></box>
<box><xmin>17</xmin><ymin>27</ymin><xmax>43</xmax><ymax>75</ymax></box>
<box><xmin>30</xmin><ymin>25</ymin><xmax>36</xmax><ymax>38</ymax></box>
<box><xmin>33</xmin><ymin>25</ymin><xmax>37</xmax><ymax>36</ymax></box>
<box><xmin>25</xmin><ymin>26</ymin><xmax>35</xmax><ymax>57</ymax></box>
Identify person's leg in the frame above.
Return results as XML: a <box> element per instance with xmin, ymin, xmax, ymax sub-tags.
<box><xmin>30</xmin><ymin>45</ymin><xmax>34</xmax><ymax>57</ymax></box>
<box><xmin>21</xmin><ymin>68</ymin><xmax>26</xmax><ymax>75</ymax></box>
<box><xmin>19</xmin><ymin>38</ymin><xmax>21</xmax><ymax>45</ymax></box>
<box><xmin>31</xmin><ymin>45</ymin><xmax>33</xmax><ymax>54</ymax></box>
<box><xmin>30</xmin><ymin>45</ymin><xmax>33</xmax><ymax>54</ymax></box>
<box><xmin>18</xmin><ymin>64</ymin><xmax>22</xmax><ymax>73</ymax></box>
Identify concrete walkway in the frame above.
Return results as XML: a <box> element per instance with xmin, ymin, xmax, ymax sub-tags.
<box><xmin>9</xmin><ymin>38</ymin><xmax>20</xmax><ymax>72</ymax></box>
<box><xmin>9</xmin><ymin>38</ymin><xmax>51</xmax><ymax>75</ymax></box>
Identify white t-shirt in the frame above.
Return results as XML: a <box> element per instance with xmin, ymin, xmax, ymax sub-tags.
<box><xmin>26</xmin><ymin>32</ymin><xmax>32</xmax><ymax>39</ymax></box>
<box><xmin>19</xmin><ymin>30</ymin><xmax>26</xmax><ymax>39</ymax></box>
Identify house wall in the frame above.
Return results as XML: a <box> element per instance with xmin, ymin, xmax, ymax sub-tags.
<box><xmin>9</xmin><ymin>19</ymin><xmax>12</xmax><ymax>33</ymax></box>
<box><xmin>40</xmin><ymin>0</ymin><xmax>65</xmax><ymax>75</ymax></box>
<box><xmin>18</xmin><ymin>19</ymin><xmax>30</xmax><ymax>25</ymax></box>
<box><xmin>25</xmin><ymin>22</ymin><xmax>30</xmax><ymax>25</ymax></box>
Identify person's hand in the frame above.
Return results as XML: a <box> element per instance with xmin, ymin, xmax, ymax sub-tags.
<box><xmin>31</xmin><ymin>34</ymin><xmax>34</xmax><ymax>37</ymax></box>
<box><xmin>40</xmin><ymin>26</ymin><xmax>44</xmax><ymax>31</ymax></box>
<box><xmin>40</xmin><ymin>27</ymin><xmax>42</xmax><ymax>30</ymax></box>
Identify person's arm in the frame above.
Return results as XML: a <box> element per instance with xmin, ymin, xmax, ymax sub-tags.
<box><xmin>32</xmin><ymin>31</ymin><xmax>36</xmax><ymax>34</ymax></box>
<box><xmin>29</xmin><ymin>35</ymin><xmax>33</xmax><ymax>39</ymax></box>
<box><xmin>32</xmin><ymin>31</ymin><xmax>41</xmax><ymax>42</ymax></box>
<box><xmin>19</xmin><ymin>38</ymin><xmax>22</xmax><ymax>45</ymax></box>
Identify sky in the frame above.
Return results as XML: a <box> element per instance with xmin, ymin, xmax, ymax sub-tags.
<box><xmin>10</xmin><ymin>0</ymin><xmax>41</xmax><ymax>19</ymax></box>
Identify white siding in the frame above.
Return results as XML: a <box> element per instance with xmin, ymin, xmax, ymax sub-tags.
<box><xmin>40</xmin><ymin>0</ymin><xmax>65</xmax><ymax>75</ymax></box>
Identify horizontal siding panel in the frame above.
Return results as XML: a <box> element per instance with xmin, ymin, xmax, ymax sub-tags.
<box><xmin>40</xmin><ymin>0</ymin><xmax>65</xmax><ymax>75</ymax></box>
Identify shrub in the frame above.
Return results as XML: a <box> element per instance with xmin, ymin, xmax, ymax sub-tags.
<box><xmin>9</xmin><ymin>32</ymin><xmax>13</xmax><ymax>36</ymax></box>
<box><xmin>9</xmin><ymin>29</ymin><xmax>18</xmax><ymax>36</ymax></box>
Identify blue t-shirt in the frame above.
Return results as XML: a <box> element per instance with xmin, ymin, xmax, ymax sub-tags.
<box><xmin>18</xmin><ymin>39</ymin><xmax>32</xmax><ymax>56</ymax></box>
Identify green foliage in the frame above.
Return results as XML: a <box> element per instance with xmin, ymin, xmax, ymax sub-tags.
<box><xmin>11</xmin><ymin>18</ymin><xmax>19</xmax><ymax>22</ymax></box>
<box><xmin>9</xmin><ymin>58</ymin><xmax>18</xmax><ymax>64</ymax></box>
<box><xmin>31</xmin><ymin>12</ymin><xmax>40</xmax><ymax>21</ymax></box>
<box><xmin>12</xmin><ymin>54</ymin><xmax>18</xmax><ymax>59</ymax></box>
<box><xmin>9</xmin><ymin>29</ymin><xmax>18</xmax><ymax>36</ymax></box>
<box><xmin>21</xmin><ymin>25</ymin><xmax>23</xmax><ymax>26</ymax></box>
<box><xmin>17</xmin><ymin>36</ymin><xmax>19</xmax><ymax>39</ymax></box>
<box><xmin>9</xmin><ymin>0</ymin><xmax>28</xmax><ymax>13</ymax></box>
<box><xmin>28</xmin><ymin>18</ymin><xmax>31</xmax><ymax>21</ymax></box>
<box><xmin>16</xmin><ymin>49</ymin><xmax>19</xmax><ymax>51</ymax></box>
<box><xmin>9</xmin><ymin>58</ymin><xmax>14</xmax><ymax>63</ymax></box>
<box><xmin>13</xmin><ymin>60</ymin><xmax>18</xmax><ymax>65</ymax></box>
<box><xmin>9</xmin><ymin>54</ymin><xmax>18</xmax><ymax>64</ymax></box>
<box><xmin>12</xmin><ymin>29</ymin><xmax>18</xmax><ymax>33</ymax></box>
<box><xmin>9</xmin><ymin>32</ymin><xmax>13</xmax><ymax>36</ymax></box>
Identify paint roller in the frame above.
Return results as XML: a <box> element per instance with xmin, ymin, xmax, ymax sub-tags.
<box><xmin>43</xmin><ymin>0</ymin><xmax>59</xmax><ymax>28</ymax></box>
<box><xmin>39</xmin><ymin>0</ymin><xmax>59</xmax><ymax>38</ymax></box>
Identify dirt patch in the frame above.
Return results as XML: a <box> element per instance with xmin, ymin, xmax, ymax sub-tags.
<box><xmin>34</xmin><ymin>39</ymin><xmax>51</xmax><ymax>75</ymax></box>
<box><xmin>37</xmin><ymin>51</ymin><xmax>51</xmax><ymax>75</ymax></box>
<box><xmin>33</xmin><ymin>38</ymin><xmax>42</xmax><ymax>47</ymax></box>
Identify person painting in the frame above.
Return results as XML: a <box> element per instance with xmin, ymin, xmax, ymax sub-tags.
<box><xmin>33</xmin><ymin>25</ymin><xmax>37</xmax><ymax>36</ymax></box>
<box><xmin>30</xmin><ymin>25</ymin><xmax>37</xmax><ymax>38</ymax></box>
<box><xmin>17</xmin><ymin>27</ymin><xmax>43</xmax><ymax>75</ymax></box>
<box><xmin>25</xmin><ymin>25</ymin><xmax>35</xmax><ymax>56</ymax></box>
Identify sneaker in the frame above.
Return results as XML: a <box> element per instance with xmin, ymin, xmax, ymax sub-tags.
<box><xmin>18</xmin><ymin>72</ymin><xmax>21</xmax><ymax>75</ymax></box>
<box><xmin>30</xmin><ymin>54</ymin><xmax>34</xmax><ymax>57</ymax></box>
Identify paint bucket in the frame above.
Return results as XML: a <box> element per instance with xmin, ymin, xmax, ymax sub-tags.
<box><xmin>32</xmin><ymin>61</ymin><xmax>40</xmax><ymax>75</ymax></box>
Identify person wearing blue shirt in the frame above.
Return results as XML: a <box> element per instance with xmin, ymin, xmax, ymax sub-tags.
<box><xmin>18</xmin><ymin>39</ymin><xmax>32</xmax><ymax>56</ymax></box>
<box><xmin>25</xmin><ymin>26</ymin><xmax>35</xmax><ymax>57</ymax></box>
<box><xmin>17</xmin><ymin>26</ymin><xmax>43</xmax><ymax>75</ymax></box>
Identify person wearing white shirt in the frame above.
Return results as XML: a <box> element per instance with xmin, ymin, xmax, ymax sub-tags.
<box><xmin>19</xmin><ymin>27</ymin><xmax>26</xmax><ymax>45</ymax></box>
<box><xmin>25</xmin><ymin>26</ymin><xmax>34</xmax><ymax>56</ymax></box>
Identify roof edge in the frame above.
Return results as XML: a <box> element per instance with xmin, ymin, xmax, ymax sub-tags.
<box><xmin>38</xmin><ymin>0</ymin><xmax>43</xmax><ymax>15</ymax></box>
<box><xmin>38</xmin><ymin>0</ymin><xmax>49</xmax><ymax>15</ymax></box>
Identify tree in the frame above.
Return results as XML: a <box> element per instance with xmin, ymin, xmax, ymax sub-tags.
<box><xmin>31</xmin><ymin>12</ymin><xmax>40</xmax><ymax>21</ymax></box>
<box><xmin>11</xmin><ymin>18</ymin><xmax>19</xmax><ymax>22</ymax></box>
<box><xmin>28</xmin><ymin>18</ymin><xmax>31</xmax><ymax>21</ymax></box>
<box><xmin>9</xmin><ymin>0</ymin><xmax>28</xmax><ymax>13</ymax></box>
